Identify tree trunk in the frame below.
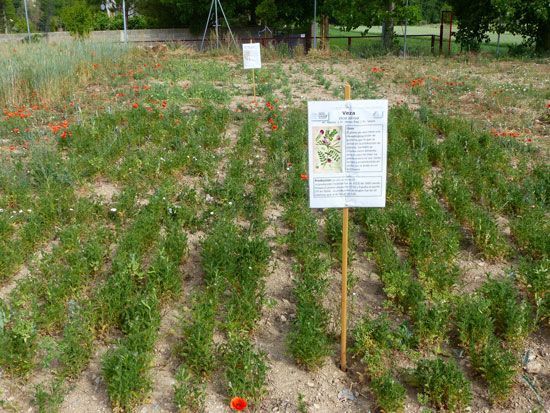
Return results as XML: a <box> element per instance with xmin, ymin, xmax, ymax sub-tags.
<box><xmin>382</xmin><ymin>0</ymin><xmax>395</xmax><ymax>51</ymax></box>
<box><xmin>320</xmin><ymin>15</ymin><xmax>329</xmax><ymax>49</ymax></box>
<box><xmin>536</xmin><ymin>20</ymin><xmax>550</xmax><ymax>52</ymax></box>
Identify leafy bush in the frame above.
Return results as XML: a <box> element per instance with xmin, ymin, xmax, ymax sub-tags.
<box><xmin>60</xmin><ymin>1</ymin><xmax>94</xmax><ymax>38</ymax></box>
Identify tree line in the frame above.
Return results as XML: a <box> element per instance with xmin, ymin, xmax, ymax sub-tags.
<box><xmin>1</xmin><ymin>0</ymin><xmax>548</xmax><ymax>52</ymax></box>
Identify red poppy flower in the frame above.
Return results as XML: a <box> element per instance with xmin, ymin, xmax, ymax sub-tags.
<box><xmin>300</xmin><ymin>173</ymin><xmax>308</xmax><ymax>181</ymax></box>
<box><xmin>60</xmin><ymin>131</ymin><xmax>67</xmax><ymax>139</ymax></box>
<box><xmin>132</xmin><ymin>103</ymin><xmax>139</xmax><ymax>109</ymax></box>
<box><xmin>161</xmin><ymin>100</ymin><xmax>167</xmax><ymax>108</ymax></box>
<box><xmin>271</xmin><ymin>124</ymin><xmax>278</xmax><ymax>131</ymax></box>
<box><xmin>230</xmin><ymin>397</ymin><xmax>247</xmax><ymax>411</ymax></box>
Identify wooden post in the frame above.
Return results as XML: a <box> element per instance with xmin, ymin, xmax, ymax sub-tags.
<box><xmin>252</xmin><ymin>68</ymin><xmax>256</xmax><ymax>101</ymax></box>
<box><xmin>250</xmin><ymin>39</ymin><xmax>256</xmax><ymax>102</ymax></box>
<box><xmin>340</xmin><ymin>83</ymin><xmax>351</xmax><ymax>372</ymax></box>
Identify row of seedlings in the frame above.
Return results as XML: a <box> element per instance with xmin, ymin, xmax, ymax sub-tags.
<box><xmin>174</xmin><ymin>114</ymin><xmax>271</xmax><ymax>411</ymax></box>
<box><xmin>427</xmin><ymin>114</ymin><xmax>548</xmax><ymax>323</ymax></box>
<box><xmin>274</xmin><ymin>106</ymin><xmax>332</xmax><ymax>369</ymax></box>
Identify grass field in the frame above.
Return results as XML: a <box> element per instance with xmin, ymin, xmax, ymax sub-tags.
<box><xmin>0</xmin><ymin>42</ymin><xmax>548</xmax><ymax>413</ymax></box>
<box><xmin>329</xmin><ymin>25</ymin><xmax>524</xmax><ymax>56</ymax></box>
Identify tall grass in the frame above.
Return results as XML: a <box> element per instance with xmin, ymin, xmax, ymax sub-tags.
<box><xmin>0</xmin><ymin>41</ymin><xmax>129</xmax><ymax>108</ymax></box>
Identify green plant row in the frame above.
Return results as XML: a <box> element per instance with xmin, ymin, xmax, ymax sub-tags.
<box><xmin>277</xmin><ymin>108</ymin><xmax>331</xmax><ymax>369</ymax></box>
<box><xmin>175</xmin><ymin>115</ymin><xmax>270</xmax><ymax>412</ymax></box>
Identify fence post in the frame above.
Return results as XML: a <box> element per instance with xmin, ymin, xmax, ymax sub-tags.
<box><xmin>431</xmin><ymin>35</ymin><xmax>435</xmax><ymax>54</ymax></box>
<box><xmin>347</xmin><ymin>36</ymin><xmax>352</xmax><ymax>51</ymax></box>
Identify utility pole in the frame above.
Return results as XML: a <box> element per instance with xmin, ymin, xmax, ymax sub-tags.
<box><xmin>122</xmin><ymin>0</ymin><xmax>128</xmax><ymax>43</ymax></box>
<box><xmin>23</xmin><ymin>0</ymin><xmax>31</xmax><ymax>41</ymax></box>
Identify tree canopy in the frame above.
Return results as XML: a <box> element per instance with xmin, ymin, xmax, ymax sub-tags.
<box><xmin>1</xmin><ymin>0</ymin><xmax>548</xmax><ymax>52</ymax></box>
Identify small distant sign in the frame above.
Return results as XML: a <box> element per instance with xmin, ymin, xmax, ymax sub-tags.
<box><xmin>242</xmin><ymin>43</ymin><xmax>262</xmax><ymax>69</ymax></box>
<box><xmin>307</xmin><ymin>100</ymin><xmax>388</xmax><ymax>209</ymax></box>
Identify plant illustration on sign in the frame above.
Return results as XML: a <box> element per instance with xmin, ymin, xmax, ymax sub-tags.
<box><xmin>314</xmin><ymin>126</ymin><xmax>342</xmax><ymax>173</ymax></box>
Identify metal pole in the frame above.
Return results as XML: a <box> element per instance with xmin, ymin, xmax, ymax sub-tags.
<box><xmin>403</xmin><ymin>0</ymin><xmax>408</xmax><ymax>57</ymax></box>
<box><xmin>217</xmin><ymin>0</ymin><xmax>237</xmax><ymax>48</ymax></box>
<box><xmin>122</xmin><ymin>0</ymin><xmax>128</xmax><ymax>43</ymax></box>
<box><xmin>313</xmin><ymin>0</ymin><xmax>317</xmax><ymax>49</ymax></box>
<box><xmin>214</xmin><ymin>0</ymin><xmax>219</xmax><ymax>48</ymax></box>
<box><xmin>200</xmin><ymin>0</ymin><xmax>215</xmax><ymax>51</ymax></box>
<box><xmin>23</xmin><ymin>0</ymin><xmax>31</xmax><ymax>41</ymax></box>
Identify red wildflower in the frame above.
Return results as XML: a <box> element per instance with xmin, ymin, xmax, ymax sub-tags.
<box><xmin>268</xmin><ymin>118</ymin><xmax>274</xmax><ymax>124</ymax></box>
<box><xmin>371</xmin><ymin>67</ymin><xmax>384</xmax><ymax>73</ymax></box>
<box><xmin>132</xmin><ymin>103</ymin><xmax>139</xmax><ymax>109</ymax></box>
<box><xmin>271</xmin><ymin>124</ymin><xmax>278</xmax><ymax>131</ymax></box>
<box><xmin>230</xmin><ymin>397</ymin><xmax>247</xmax><ymax>411</ymax></box>
<box><xmin>300</xmin><ymin>173</ymin><xmax>308</xmax><ymax>181</ymax></box>
<box><xmin>161</xmin><ymin>100</ymin><xmax>167</xmax><ymax>108</ymax></box>
<box><xmin>12</xmin><ymin>128</ymin><xmax>20</xmax><ymax>134</ymax></box>
<box><xmin>60</xmin><ymin>131</ymin><xmax>67</xmax><ymax>139</ymax></box>
<box><xmin>410</xmin><ymin>78</ymin><xmax>425</xmax><ymax>87</ymax></box>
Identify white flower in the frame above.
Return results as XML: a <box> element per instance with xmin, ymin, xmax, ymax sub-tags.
<box><xmin>210</xmin><ymin>211</ymin><xmax>214</xmax><ymax>215</ymax></box>
<box><xmin>228</xmin><ymin>201</ymin><xmax>233</xmax><ymax>206</ymax></box>
<box><xmin>110</xmin><ymin>208</ymin><xmax>117</xmax><ymax>212</ymax></box>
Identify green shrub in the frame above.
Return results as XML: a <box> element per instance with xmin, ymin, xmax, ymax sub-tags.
<box><xmin>414</xmin><ymin>358</ymin><xmax>472</xmax><ymax>411</ymax></box>
<box><xmin>60</xmin><ymin>1</ymin><xmax>94</xmax><ymax>38</ymax></box>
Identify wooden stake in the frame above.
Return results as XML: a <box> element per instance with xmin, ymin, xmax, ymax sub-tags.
<box><xmin>250</xmin><ymin>39</ymin><xmax>256</xmax><ymax>103</ymax></box>
<box><xmin>252</xmin><ymin>68</ymin><xmax>256</xmax><ymax>102</ymax></box>
<box><xmin>340</xmin><ymin>83</ymin><xmax>351</xmax><ymax>372</ymax></box>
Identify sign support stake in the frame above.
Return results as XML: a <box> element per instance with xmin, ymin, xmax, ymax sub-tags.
<box><xmin>340</xmin><ymin>83</ymin><xmax>351</xmax><ymax>372</ymax></box>
<box><xmin>251</xmin><ymin>39</ymin><xmax>256</xmax><ymax>102</ymax></box>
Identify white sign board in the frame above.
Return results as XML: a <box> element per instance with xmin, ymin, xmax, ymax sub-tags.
<box><xmin>307</xmin><ymin>100</ymin><xmax>388</xmax><ymax>209</ymax></box>
<box><xmin>242</xmin><ymin>43</ymin><xmax>262</xmax><ymax>69</ymax></box>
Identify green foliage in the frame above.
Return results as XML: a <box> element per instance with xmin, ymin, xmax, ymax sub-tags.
<box><xmin>414</xmin><ymin>358</ymin><xmax>472</xmax><ymax>411</ymax></box>
<box><xmin>518</xmin><ymin>258</ymin><xmax>549</xmax><ymax>323</ymax></box>
<box><xmin>178</xmin><ymin>292</ymin><xmax>217</xmax><ymax>378</ymax></box>
<box><xmin>174</xmin><ymin>366</ymin><xmax>206</xmax><ymax>413</ymax></box>
<box><xmin>223</xmin><ymin>335</ymin><xmax>268</xmax><ymax>403</ymax></box>
<box><xmin>456</xmin><ymin>296</ymin><xmax>494</xmax><ymax>352</ymax></box>
<box><xmin>471</xmin><ymin>340</ymin><xmax>517</xmax><ymax>401</ymax></box>
<box><xmin>480</xmin><ymin>278</ymin><xmax>532</xmax><ymax>346</ymax></box>
<box><xmin>370</xmin><ymin>373</ymin><xmax>406</xmax><ymax>413</ymax></box>
<box><xmin>60</xmin><ymin>1</ymin><xmax>94</xmax><ymax>38</ymax></box>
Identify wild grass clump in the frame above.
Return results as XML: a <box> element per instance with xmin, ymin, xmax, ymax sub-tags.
<box><xmin>0</xmin><ymin>42</ymin><xmax>130</xmax><ymax>107</ymax></box>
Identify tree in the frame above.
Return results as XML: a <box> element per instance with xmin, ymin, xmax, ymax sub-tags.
<box><xmin>448</xmin><ymin>0</ymin><xmax>494</xmax><ymax>51</ymax></box>
<box><xmin>324</xmin><ymin>0</ymin><xmax>420</xmax><ymax>50</ymax></box>
<box><xmin>60</xmin><ymin>0</ymin><xmax>94</xmax><ymax>37</ymax></box>
<box><xmin>492</xmin><ymin>0</ymin><xmax>550</xmax><ymax>52</ymax></box>
<box><xmin>449</xmin><ymin>0</ymin><xmax>550</xmax><ymax>53</ymax></box>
